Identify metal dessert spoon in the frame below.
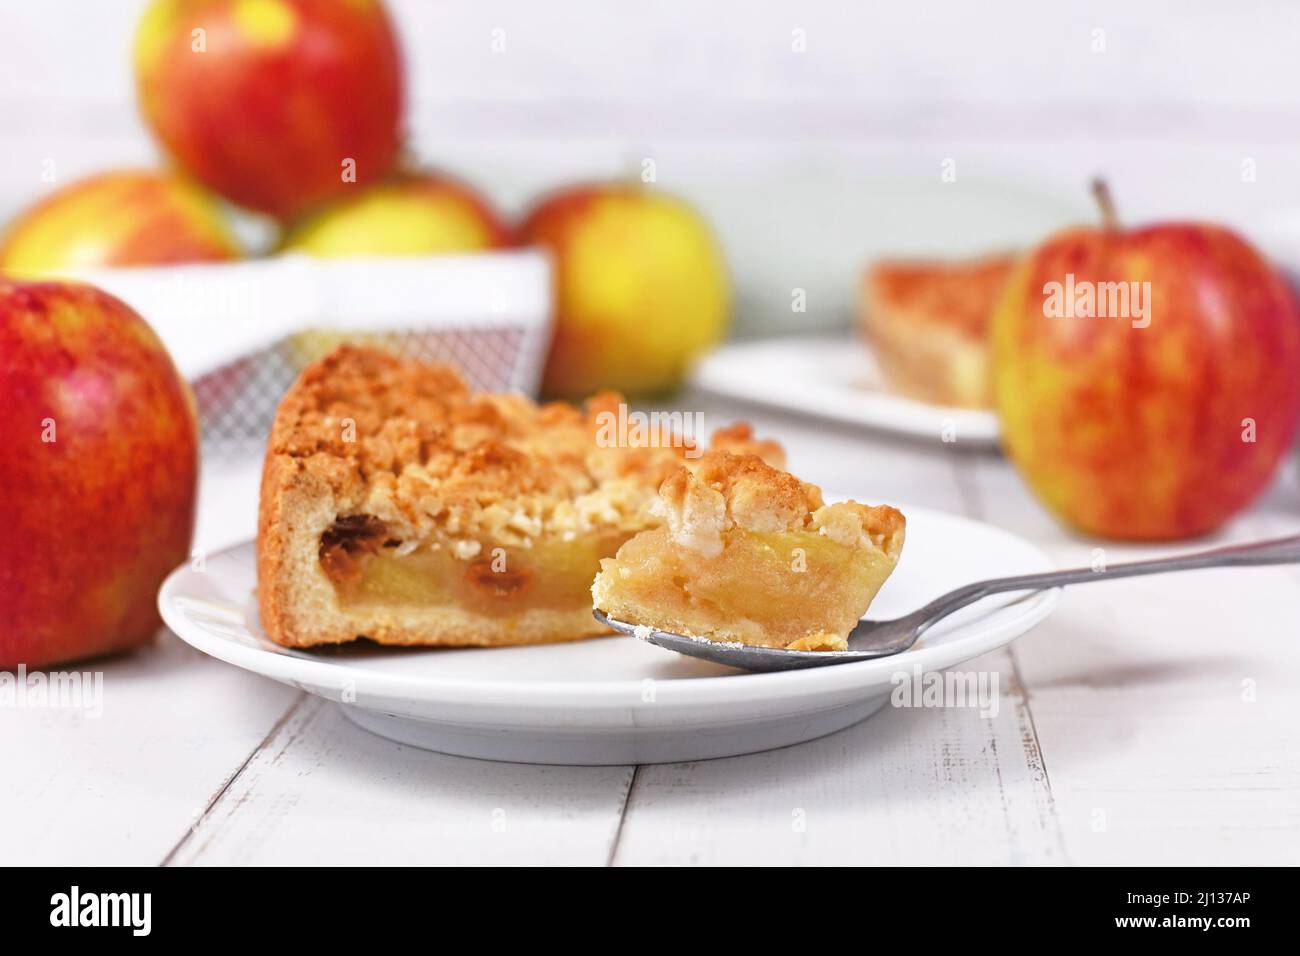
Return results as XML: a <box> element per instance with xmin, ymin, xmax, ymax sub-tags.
<box><xmin>594</xmin><ymin>533</ymin><xmax>1300</xmax><ymax>673</ymax></box>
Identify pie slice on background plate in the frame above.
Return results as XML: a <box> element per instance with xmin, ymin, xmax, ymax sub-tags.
<box><xmin>858</xmin><ymin>254</ymin><xmax>1015</xmax><ymax>409</ymax></box>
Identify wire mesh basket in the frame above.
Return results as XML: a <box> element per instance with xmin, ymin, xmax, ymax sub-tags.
<box><xmin>78</xmin><ymin>252</ymin><xmax>554</xmax><ymax>456</ymax></box>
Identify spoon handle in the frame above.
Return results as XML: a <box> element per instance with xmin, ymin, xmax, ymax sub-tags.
<box><xmin>912</xmin><ymin>533</ymin><xmax>1300</xmax><ymax>632</ymax></box>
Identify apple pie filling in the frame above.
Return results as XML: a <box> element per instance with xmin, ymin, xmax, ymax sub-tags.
<box><xmin>593</xmin><ymin>525</ymin><xmax>897</xmax><ymax>650</ymax></box>
<box><xmin>319</xmin><ymin>513</ymin><xmax>628</xmax><ymax>617</ymax></box>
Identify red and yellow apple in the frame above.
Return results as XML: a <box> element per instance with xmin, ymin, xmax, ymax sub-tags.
<box><xmin>134</xmin><ymin>0</ymin><xmax>404</xmax><ymax>220</ymax></box>
<box><xmin>992</xmin><ymin>185</ymin><xmax>1300</xmax><ymax>539</ymax></box>
<box><xmin>520</xmin><ymin>184</ymin><xmax>731</xmax><ymax>399</ymax></box>
<box><xmin>0</xmin><ymin>280</ymin><xmax>199</xmax><ymax>668</ymax></box>
<box><xmin>0</xmin><ymin>170</ymin><xmax>241</xmax><ymax>276</ymax></box>
<box><xmin>279</xmin><ymin>173</ymin><xmax>511</xmax><ymax>256</ymax></box>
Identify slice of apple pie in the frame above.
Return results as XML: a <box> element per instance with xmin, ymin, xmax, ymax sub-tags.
<box><xmin>256</xmin><ymin>345</ymin><xmax>782</xmax><ymax>649</ymax></box>
<box><xmin>859</xmin><ymin>255</ymin><xmax>1015</xmax><ymax>409</ymax></box>
<box><xmin>592</xmin><ymin>451</ymin><xmax>905</xmax><ymax>651</ymax></box>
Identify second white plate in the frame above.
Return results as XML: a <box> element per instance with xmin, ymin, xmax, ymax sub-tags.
<box><xmin>691</xmin><ymin>336</ymin><xmax>1001</xmax><ymax>447</ymax></box>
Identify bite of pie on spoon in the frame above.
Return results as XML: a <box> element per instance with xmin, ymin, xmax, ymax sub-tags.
<box><xmin>592</xmin><ymin>451</ymin><xmax>905</xmax><ymax>651</ymax></box>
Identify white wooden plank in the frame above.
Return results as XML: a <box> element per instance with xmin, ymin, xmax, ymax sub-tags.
<box><xmin>965</xmin><ymin>451</ymin><xmax>1300</xmax><ymax>865</ymax></box>
<box><xmin>0</xmin><ymin>632</ymin><xmax>298</xmax><ymax>866</ymax></box>
<box><xmin>612</xmin><ymin>647</ymin><xmax>1066</xmax><ymax>865</ymax></box>
<box><xmin>1021</xmin><ymin>684</ymin><xmax>1300</xmax><ymax>865</ymax></box>
<box><xmin>168</xmin><ymin>696</ymin><xmax>635</xmax><ymax>866</ymax></box>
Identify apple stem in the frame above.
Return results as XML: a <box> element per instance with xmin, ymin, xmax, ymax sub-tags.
<box><xmin>1091</xmin><ymin>178</ymin><xmax>1119</xmax><ymax>230</ymax></box>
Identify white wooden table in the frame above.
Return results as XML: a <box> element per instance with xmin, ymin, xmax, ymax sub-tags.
<box><xmin>6</xmin><ymin>392</ymin><xmax>1299</xmax><ymax>866</ymax></box>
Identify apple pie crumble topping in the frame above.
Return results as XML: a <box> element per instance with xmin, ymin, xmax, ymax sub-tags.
<box><xmin>656</xmin><ymin>450</ymin><xmax>904</xmax><ymax>557</ymax></box>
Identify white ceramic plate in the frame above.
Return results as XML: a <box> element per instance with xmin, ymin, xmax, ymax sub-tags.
<box><xmin>158</xmin><ymin>503</ymin><xmax>1057</xmax><ymax>765</ymax></box>
<box><xmin>691</xmin><ymin>336</ymin><xmax>1001</xmax><ymax>447</ymax></box>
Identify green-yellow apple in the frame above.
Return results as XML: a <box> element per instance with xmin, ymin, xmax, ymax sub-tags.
<box><xmin>0</xmin><ymin>279</ymin><xmax>199</xmax><ymax>667</ymax></box>
<box><xmin>992</xmin><ymin>183</ymin><xmax>1300</xmax><ymax>539</ymax></box>
<box><xmin>520</xmin><ymin>183</ymin><xmax>731</xmax><ymax>399</ymax></box>
<box><xmin>279</xmin><ymin>173</ymin><xmax>510</xmax><ymax>256</ymax></box>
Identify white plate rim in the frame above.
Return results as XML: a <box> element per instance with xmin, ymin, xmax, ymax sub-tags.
<box><xmin>158</xmin><ymin>506</ymin><xmax>1059</xmax><ymax>709</ymax></box>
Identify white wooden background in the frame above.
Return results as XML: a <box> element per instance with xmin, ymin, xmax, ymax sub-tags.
<box><xmin>5</xmin><ymin>391</ymin><xmax>1298</xmax><ymax>866</ymax></box>
<box><xmin>7</xmin><ymin>1</ymin><xmax>1300</xmax><ymax>335</ymax></box>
